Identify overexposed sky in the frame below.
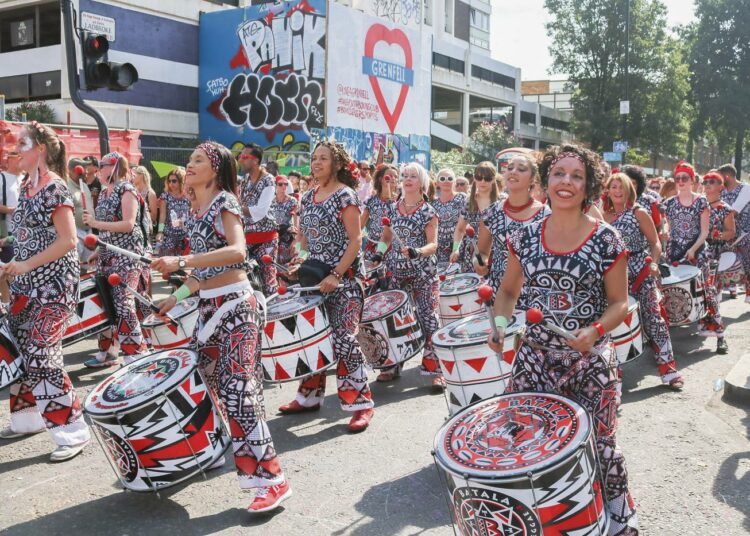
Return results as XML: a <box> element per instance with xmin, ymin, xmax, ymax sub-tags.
<box><xmin>490</xmin><ymin>0</ymin><xmax>696</xmax><ymax>80</ymax></box>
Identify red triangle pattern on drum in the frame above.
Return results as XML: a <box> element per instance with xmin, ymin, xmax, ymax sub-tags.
<box><xmin>275</xmin><ymin>362</ymin><xmax>290</xmax><ymax>380</ymax></box>
<box><xmin>624</xmin><ymin>312</ymin><xmax>632</xmax><ymax>327</ymax></box>
<box><xmin>181</xmin><ymin>378</ymin><xmax>203</xmax><ymax>405</ymax></box>
<box><xmin>449</xmin><ymin>304</ymin><xmax>462</xmax><ymax>312</ymax></box>
<box><xmin>441</xmin><ymin>360</ymin><xmax>455</xmax><ymax>374</ymax></box>
<box><xmin>167</xmin><ymin>322</ymin><xmax>179</xmax><ymax>335</ymax></box>
<box><xmin>301</xmin><ymin>308</ymin><xmax>316</xmax><ymax>328</ymax></box>
<box><xmin>317</xmin><ymin>349</ymin><xmax>330</xmax><ymax>370</ymax></box>
<box><xmin>465</xmin><ymin>357</ymin><xmax>487</xmax><ymax>373</ymax></box>
<box><xmin>264</xmin><ymin>321</ymin><xmax>275</xmax><ymax>340</ymax></box>
<box><xmin>395</xmin><ymin>314</ymin><xmax>415</xmax><ymax>328</ymax></box>
<box><xmin>503</xmin><ymin>350</ymin><xmax>515</xmax><ymax>365</ymax></box>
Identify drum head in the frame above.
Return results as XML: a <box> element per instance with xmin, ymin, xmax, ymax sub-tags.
<box><xmin>440</xmin><ymin>273</ymin><xmax>482</xmax><ymax>296</ymax></box>
<box><xmin>84</xmin><ymin>349</ymin><xmax>198</xmax><ymax>415</ymax></box>
<box><xmin>362</xmin><ymin>290</ymin><xmax>408</xmax><ymax>323</ymax></box>
<box><xmin>433</xmin><ymin>312</ymin><xmax>524</xmax><ymax>348</ymax></box>
<box><xmin>434</xmin><ymin>392</ymin><xmax>590</xmax><ymax>480</ymax></box>
<box><xmin>718</xmin><ymin>252</ymin><xmax>737</xmax><ymax>272</ymax></box>
<box><xmin>437</xmin><ymin>262</ymin><xmax>460</xmax><ymax>276</ymax></box>
<box><xmin>142</xmin><ymin>297</ymin><xmax>198</xmax><ymax>327</ymax></box>
<box><xmin>662</xmin><ymin>264</ymin><xmax>700</xmax><ymax>285</ymax></box>
<box><xmin>267</xmin><ymin>294</ymin><xmax>324</xmax><ymax>321</ymax></box>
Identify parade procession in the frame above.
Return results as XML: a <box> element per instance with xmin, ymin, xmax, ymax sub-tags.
<box><xmin>0</xmin><ymin>0</ymin><xmax>749</xmax><ymax>535</ymax></box>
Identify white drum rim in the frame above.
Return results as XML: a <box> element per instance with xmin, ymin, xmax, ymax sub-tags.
<box><xmin>361</xmin><ymin>290</ymin><xmax>409</xmax><ymax>323</ymax></box>
<box><xmin>266</xmin><ymin>294</ymin><xmax>326</xmax><ymax>321</ymax></box>
<box><xmin>433</xmin><ymin>392</ymin><xmax>592</xmax><ymax>481</ymax></box>
<box><xmin>718</xmin><ymin>252</ymin><xmax>738</xmax><ymax>272</ymax></box>
<box><xmin>439</xmin><ymin>273</ymin><xmax>483</xmax><ymax>296</ymax></box>
<box><xmin>662</xmin><ymin>264</ymin><xmax>700</xmax><ymax>285</ymax></box>
<box><xmin>433</xmin><ymin>312</ymin><xmax>525</xmax><ymax>348</ymax></box>
<box><xmin>142</xmin><ymin>297</ymin><xmax>199</xmax><ymax>327</ymax></box>
<box><xmin>84</xmin><ymin>349</ymin><xmax>199</xmax><ymax>416</ymax></box>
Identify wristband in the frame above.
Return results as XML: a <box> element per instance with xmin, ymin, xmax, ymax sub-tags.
<box><xmin>376</xmin><ymin>241</ymin><xmax>388</xmax><ymax>254</ymax></box>
<box><xmin>158</xmin><ymin>223</ymin><xmax>165</xmax><ymax>232</ymax></box>
<box><xmin>171</xmin><ymin>284</ymin><xmax>192</xmax><ymax>303</ymax></box>
<box><xmin>452</xmin><ymin>240</ymin><xmax>461</xmax><ymax>253</ymax></box>
<box><xmin>407</xmin><ymin>247</ymin><xmax>419</xmax><ymax>259</ymax></box>
<box><xmin>592</xmin><ymin>321</ymin><xmax>606</xmax><ymax>337</ymax></box>
<box><xmin>330</xmin><ymin>269</ymin><xmax>343</xmax><ymax>280</ymax></box>
<box><xmin>494</xmin><ymin>315</ymin><xmax>509</xmax><ymax>330</ymax></box>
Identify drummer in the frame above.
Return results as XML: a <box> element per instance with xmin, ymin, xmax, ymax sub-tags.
<box><xmin>0</xmin><ymin>121</ymin><xmax>91</xmax><ymax>462</ymax></box>
<box><xmin>449</xmin><ymin>161</ymin><xmax>500</xmax><ymax>273</ymax></box>
<box><xmin>487</xmin><ymin>144</ymin><xmax>639</xmax><ymax>535</ymax></box>
<box><xmin>153</xmin><ymin>141</ymin><xmax>290</xmax><ymax>513</ymax></box>
<box><xmin>375</xmin><ymin>163</ymin><xmax>443</xmax><ymax>387</ymax></box>
<box><xmin>604</xmin><ymin>172</ymin><xmax>684</xmax><ymax>388</ymax></box>
<box><xmin>719</xmin><ymin>163</ymin><xmax>750</xmax><ymax>300</ymax></box>
<box><xmin>277</xmin><ymin>141</ymin><xmax>375</xmax><ymax>432</ymax></box>
<box><xmin>431</xmin><ymin>169</ymin><xmax>467</xmax><ymax>265</ymax></box>
<box><xmin>156</xmin><ymin>167</ymin><xmax>190</xmax><ymax>256</ymax></box>
<box><xmin>83</xmin><ymin>152</ymin><xmax>149</xmax><ymax>368</ymax></box>
<box><xmin>361</xmin><ymin>164</ymin><xmax>398</xmax><ymax>262</ymax></box>
<box><xmin>270</xmin><ymin>175</ymin><xmax>299</xmax><ymax>265</ymax></box>
<box><xmin>476</xmin><ymin>156</ymin><xmax>549</xmax><ymax>297</ymax></box>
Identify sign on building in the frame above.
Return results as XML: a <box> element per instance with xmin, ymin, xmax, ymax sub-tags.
<box><xmin>81</xmin><ymin>12</ymin><xmax>116</xmax><ymax>42</ymax></box>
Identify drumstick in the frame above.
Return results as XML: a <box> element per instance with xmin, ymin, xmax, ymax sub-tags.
<box><xmin>107</xmin><ymin>273</ymin><xmax>177</xmax><ymax>325</ymax></box>
<box><xmin>526</xmin><ymin>308</ymin><xmax>576</xmax><ymax>340</ymax></box>
<box><xmin>477</xmin><ymin>285</ymin><xmax>502</xmax><ymax>344</ymax></box>
<box><xmin>84</xmin><ymin>234</ymin><xmax>152</xmax><ymax>265</ymax></box>
<box><xmin>261</xmin><ymin>254</ymin><xmax>289</xmax><ymax>274</ymax></box>
<box><xmin>74</xmin><ymin>165</ymin><xmax>86</xmax><ymax>210</ymax></box>
<box><xmin>729</xmin><ymin>232</ymin><xmax>747</xmax><ymax>249</ymax></box>
<box><xmin>278</xmin><ymin>283</ymin><xmax>343</xmax><ymax>294</ymax></box>
<box><xmin>465</xmin><ymin>225</ymin><xmax>485</xmax><ymax>266</ymax></box>
<box><xmin>381</xmin><ymin>217</ymin><xmax>414</xmax><ymax>264</ymax></box>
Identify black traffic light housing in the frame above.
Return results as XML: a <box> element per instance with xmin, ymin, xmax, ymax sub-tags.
<box><xmin>80</xmin><ymin>31</ymin><xmax>138</xmax><ymax>91</ymax></box>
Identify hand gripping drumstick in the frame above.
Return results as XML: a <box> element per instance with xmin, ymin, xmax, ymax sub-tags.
<box><xmin>84</xmin><ymin>234</ymin><xmax>152</xmax><ymax>265</ymax></box>
<box><xmin>477</xmin><ymin>285</ymin><xmax>502</xmax><ymax>344</ymax></box>
<box><xmin>381</xmin><ymin>217</ymin><xmax>415</xmax><ymax>262</ymax></box>
<box><xmin>107</xmin><ymin>273</ymin><xmax>177</xmax><ymax>325</ymax></box>
<box><xmin>465</xmin><ymin>224</ymin><xmax>485</xmax><ymax>266</ymax></box>
<box><xmin>277</xmin><ymin>284</ymin><xmax>343</xmax><ymax>295</ymax></box>
<box><xmin>631</xmin><ymin>255</ymin><xmax>653</xmax><ymax>293</ymax></box>
<box><xmin>261</xmin><ymin>254</ymin><xmax>289</xmax><ymax>274</ymax></box>
<box><xmin>525</xmin><ymin>307</ymin><xmax>576</xmax><ymax>340</ymax></box>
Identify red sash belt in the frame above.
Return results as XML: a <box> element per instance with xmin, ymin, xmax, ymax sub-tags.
<box><xmin>245</xmin><ymin>231</ymin><xmax>278</xmax><ymax>245</ymax></box>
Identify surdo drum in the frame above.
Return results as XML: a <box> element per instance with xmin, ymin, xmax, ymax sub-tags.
<box><xmin>660</xmin><ymin>265</ymin><xmax>706</xmax><ymax>325</ymax></box>
<box><xmin>84</xmin><ymin>349</ymin><xmax>230</xmax><ymax>492</ymax></box>
<box><xmin>432</xmin><ymin>393</ymin><xmax>608</xmax><ymax>536</ymax></box>
<box><xmin>62</xmin><ymin>273</ymin><xmax>110</xmax><ymax>347</ymax></box>
<box><xmin>717</xmin><ymin>252</ymin><xmax>744</xmax><ymax>289</ymax></box>
<box><xmin>142</xmin><ymin>298</ymin><xmax>200</xmax><ymax>350</ymax></box>
<box><xmin>357</xmin><ymin>290</ymin><xmax>424</xmax><ymax>368</ymax></box>
<box><xmin>432</xmin><ymin>312</ymin><xmax>525</xmax><ymax>415</ymax></box>
<box><xmin>439</xmin><ymin>273</ymin><xmax>484</xmax><ymax>326</ymax></box>
<box><xmin>0</xmin><ymin>318</ymin><xmax>22</xmax><ymax>391</ymax></box>
<box><xmin>437</xmin><ymin>262</ymin><xmax>461</xmax><ymax>278</ymax></box>
<box><xmin>261</xmin><ymin>294</ymin><xmax>335</xmax><ymax>382</ymax></box>
<box><xmin>611</xmin><ymin>296</ymin><xmax>644</xmax><ymax>365</ymax></box>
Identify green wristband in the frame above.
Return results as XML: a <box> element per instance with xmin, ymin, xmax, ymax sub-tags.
<box><xmin>376</xmin><ymin>241</ymin><xmax>388</xmax><ymax>254</ymax></box>
<box><xmin>299</xmin><ymin>249</ymin><xmax>309</xmax><ymax>260</ymax></box>
<box><xmin>494</xmin><ymin>315</ymin><xmax>509</xmax><ymax>330</ymax></box>
<box><xmin>171</xmin><ymin>284</ymin><xmax>192</xmax><ymax>303</ymax></box>
<box><xmin>158</xmin><ymin>223</ymin><xmax>165</xmax><ymax>232</ymax></box>
<box><xmin>452</xmin><ymin>240</ymin><xmax>461</xmax><ymax>253</ymax></box>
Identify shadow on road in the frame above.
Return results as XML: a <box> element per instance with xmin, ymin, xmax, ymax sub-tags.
<box><xmin>712</xmin><ymin>400</ymin><xmax>750</xmax><ymax>533</ymax></box>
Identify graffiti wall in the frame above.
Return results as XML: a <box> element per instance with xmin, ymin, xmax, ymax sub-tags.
<box><xmin>198</xmin><ymin>0</ymin><xmax>326</xmax><ymax>154</ymax></box>
<box><xmin>323</xmin><ymin>2</ymin><xmax>431</xmax><ymax>165</ymax></box>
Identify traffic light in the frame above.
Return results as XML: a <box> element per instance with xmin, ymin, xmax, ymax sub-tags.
<box><xmin>80</xmin><ymin>31</ymin><xmax>138</xmax><ymax>91</ymax></box>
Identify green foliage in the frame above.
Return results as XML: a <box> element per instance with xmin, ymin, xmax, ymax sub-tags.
<box><xmin>430</xmin><ymin>121</ymin><xmax>517</xmax><ymax>172</ymax></box>
<box><xmin>5</xmin><ymin>101</ymin><xmax>59</xmax><ymax>124</ymax></box>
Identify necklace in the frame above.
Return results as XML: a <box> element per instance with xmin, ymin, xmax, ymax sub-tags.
<box><xmin>401</xmin><ymin>198</ymin><xmax>421</xmax><ymax>208</ymax></box>
<box><xmin>505</xmin><ymin>197</ymin><xmax>533</xmax><ymax>213</ymax></box>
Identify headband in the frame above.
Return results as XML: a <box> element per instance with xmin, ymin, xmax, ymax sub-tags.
<box><xmin>197</xmin><ymin>143</ymin><xmax>221</xmax><ymax>173</ymax></box>
<box><xmin>702</xmin><ymin>171</ymin><xmax>724</xmax><ymax>183</ymax></box>
<box><xmin>673</xmin><ymin>160</ymin><xmax>695</xmax><ymax>180</ymax></box>
<box><xmin>549</xmin><ymin>151</ymin><xmax>586</xmax><ymax>169</ymax></box>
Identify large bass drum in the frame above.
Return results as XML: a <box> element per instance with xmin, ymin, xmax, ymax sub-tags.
<box><xmin>62</xmin><ymin>273</ymin><xmax>110</xmax><ymax>347</ymax></box>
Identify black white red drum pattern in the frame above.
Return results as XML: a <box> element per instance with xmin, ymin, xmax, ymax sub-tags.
<box><xmin>0</xmin><ymin>318</ymin><xmax>21</xmax><ymax>391</ymax></box>
<box><xmin>62</xmin><ymin>273</ymin><xmax>109</xmax><ymax>347</ymax></box>
<box><xmin>660</xmin><ymin>265</ymin><xmax>706</xmax><ymax>325</ymax></box>
<box><xmin>438</xmin><ymin>273</ymin><xmax>485</xmax><ymax>326</ymax></box>
<box><xmin>611</xmin><ymin>296</ymin><xmax>644</xmax><ymax>365</ymax></box>
<box><xmin>141</xmin><ymin>298</ymin><xmax>200</xmax><ymax>351</ymax></box>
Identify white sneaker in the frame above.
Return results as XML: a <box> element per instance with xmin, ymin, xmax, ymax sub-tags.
<box><xmin>50</xmin><ymin>440</ymin><xmax>89</xmax><ymax>462</ymax></box>
<box><xmin>0</xmin><ymin>426</ymin><xmax>45</xmax><ymax>440</ymax></box>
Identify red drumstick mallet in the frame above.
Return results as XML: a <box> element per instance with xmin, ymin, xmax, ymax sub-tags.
<box><xmin>84</xmin><ymin>234</ymin><xmax>152</xmax><ymax>264</ymax></box>
<box><xmin>465</xmin><ymin>224</ymin><xmax>485</xmax><ymax>266</ymax></box>
<box><xmin>277</xmin><ymin>286</ymin><xmax>288</xmax><ymax>295</ymax></box>
<box><xmin>477</xmin><ymin>285</ymin><xmax>502</xmax><ymax>344</ymax></box>
<box><xmin>526</xmin><ymin>307</ymin><xmax>576</xmax><ymax>340</ymax></box>
<box><xmin>73</xmin><ymin>165</ymin><xmax>85</xmax><ymax>176</ymax></box>
<box><xmin>261</xmin><ymin>254</ymin><xmax>288</xmax><ymax>273</ymax></box>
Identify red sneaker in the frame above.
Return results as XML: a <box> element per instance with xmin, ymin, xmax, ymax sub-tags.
<box><xmin>247</xmin><ymin>479</ymin><xmax>292</xmax><ymax>513</ymax></box>
<box><xmin>348</xmin><ymin>408</ymin><xmax>374</xmax><ymax>432</ymax></box>
<box><xmin>278</xmin><ymin>400</ymin><xmax>320</xmax><ymax>415</ymax></box>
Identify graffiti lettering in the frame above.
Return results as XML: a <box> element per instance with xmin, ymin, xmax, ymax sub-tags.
<box><xmin>221</xmin><ymin>72</ymin><xmax>324</xmax><ymax>133</ymax></box>
<box><xmin>238</xmin><ymin>11</ymin><xmax>325</xmax><ymax>79</ymax></box>
<box><xmin>370</xmin><ymin>0</ymin><xmax>421</xmax><ymax>27</ymax></box>
<box><xmin>206</xmin><ymin>77</ymin><xmax>229</xmax><ymax>97</ymax></box>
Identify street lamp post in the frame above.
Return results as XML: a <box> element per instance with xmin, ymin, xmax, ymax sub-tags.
<box><xmin>621</xmin><ymin>0</ymin><xmax>630</xmax><ymax>165</ymax></box>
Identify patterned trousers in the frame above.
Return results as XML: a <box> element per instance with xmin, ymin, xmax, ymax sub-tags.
<box><xmin>295</xmin><ymin>278</ymin><xmax>374</xmax><ymax>411</ymax></box>
<box><xmin>698</xmin><ymin>252</ymin><xmax>724</xmax><ymax>336</ymax></box>
<box><xmin>192</xmin><ymin>287</ymin><xmax>283</xmax><ymax>489</ymax></box>
<box><xmin>634</xmin><ymin>277</ymin><xmax>681</xmax><ymax>383</ymax></box>
<box><xmin>8</xmin><ymin>296</ymin><xmax>90</xmax><ymax>446</ymax></box>
<box><xmin>98</xmin><ymin>263</ymin><xmax>147</xmax><ymax>361</ymax></box>
<box><xmin>247</xmin><ymin>240</ymin><xmax>278</xmax><ymax>296</ymax></box>
<box><xmin>393</xmin><ymin>273</ymin><xmax>441</xmax><ymax>375</ymax></box>
<box><xmin>733</xmin><ymin>233</ymin><xmax>750</xmax><ymax>293</ymax></box>
<box><xmin>506</xmin><ymin>342</ymin><xmax>638</xmax><ymax>536</ymax></box>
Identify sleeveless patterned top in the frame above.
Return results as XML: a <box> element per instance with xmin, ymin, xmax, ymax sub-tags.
<box><xmin>663</xmin><ymin>195</ymin><xmax>709</xmax><ymax>261</ymax></box>
<box><xmin>385</xmin><ymin>200</ymin><xmax>438</xmax><ymax>279</ymax></box>
<box><xmin>431</xmin><ymin>192</ymin><xmax>467</xmax><ymax>264</ymax></box>
<box><xmin>299</xmin><ymin>187</ymin><xmax>362</xmax><ymax>269</ymax></box>
<box><xmin>240</xmin><ymin>172</ymin><xmax>277</xmax><ymax>234</ymax></box>
<box><xmin>95</xmin><ymin>181</ymin><xmax>145</xmax><ymax>262</ymax></box>
<box><xmin>190</xmin><ymin>191</ymin><xmax>247</xmax><ymax>281</ymax></box>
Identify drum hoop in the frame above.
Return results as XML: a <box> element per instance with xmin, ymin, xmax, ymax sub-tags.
<box><xmin>361</xmin><ymin>290</ymin><xmax>409</xmax><ymax>323</ymax></box>
<box><xmin>142</xmin><ymin>299</ymin><xmax>198</xmax><ymax>327</ymax></box>
<box><xmin>266</xmin><ymin>296</ymin><xmax>326</xmax><ymax>321</ymax></box>
<box><xmin>439</xmin><ymin>275</ymin><xmax>482</xmax><ymax>296</ymax></box>
<box><xmin>433</xmin><ymin>317</ymin><xmax>525</xmax><ymax>348</ymax></box>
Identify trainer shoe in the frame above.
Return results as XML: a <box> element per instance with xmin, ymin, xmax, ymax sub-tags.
<box><xmin>50</xmin><ymin>440</ymin><xmax>89</xmax><ymax>462</ymax></box>
<box><xmin>0</xmin><ymin>426</ymin><xmax>45</xmax><ymax>440</ymax></box>
<box><xmin>278</xmin><ymin>401</ymin><xmax>320</xmax><ymax>415</ymax></box>
<box><xmin>717</xmin><ymin>338</ymin><xmax>729</xmax><ymax>354</ymax></box>
<box><xmin>348</xmin><ymin>408</ymin><xmax>374</xmax><ymax>432</ymax></box>
<box><xmin>247</xmin><ymin>479</ymin><xmax>292</xmax><ymax>513</ymax></box>
<box><xmin>84</xmin><ymin>351</ymin><xmax>118</xmax><ymax>368</ymax></box>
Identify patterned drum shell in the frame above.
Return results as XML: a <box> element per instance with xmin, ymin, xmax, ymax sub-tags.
<box><xmin>439</xmin><ymin>273</ymin><xmax>484</xmax><ymax>326</ymax></box>
<box><xmin>433</xmin><ymin>393</ymin><xmax>608</xmax><ymax>536</ymax></box>
<box><xmin>84</xmin><ymin>349</ymin><xmax>230</xmax><ymax>492</ymax></box>
<box><xmin>611</xmin><ymin>296</ymin><xmax>644</xmax><ymax>365</ymax></box>
<box><xmin>717</xmin><ymin>252</ymin><xmax>744</xmax><ymax>288</ymax></box>
<box><xmin>0</xmin><ymin>318</ymin><xmax>22</xmax><ymax>391</ymax></box>
<box><xmin>432</xmin><ymin>312</ymin><xmax>525</xmax><ymax>415</ymax></box>
<box><xmin>62</xmin><ymin>273</ymin><xmax>109</xmax><ymax>347</ymax></box>
<box><xmin>357</xmin><ymin>290</ymin><xmax>425</xmax><ymax>369</ymax></box>
<box><xmin>261</xmin><ymin>294</ymin><xmax>335</xmax><ymax>382</ymax></box>
<box><xmin>661</xmin><ymin>264</ymin><xmax>705</xmax><ymax>325</ymax></box>
<box><xmin>142</xmin><ymin>298</ymin><xmax>200</xmax><ymax>350</ymax></box>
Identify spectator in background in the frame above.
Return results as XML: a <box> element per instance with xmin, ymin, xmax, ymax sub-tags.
<box><xmin>266</xmin><ymin>160</ymin><xmax>279</xmax><ymax>177</ymax></box>
<box><xmin>299</xmin><ymin>175</ymin><xmax>310</xmax><ymax>195</ymax></box>
<box><xmin>288</xmin><ymin>170</ymin><xmax>301</xmax><ymax>193</ymax></box>
<box><xmin>83</xmin><ymin>155</ymin><xmax>102</xmax><ymax>207</ymax></box>
<box><xmin>455</xmin><ymin>175</ymin><xmax>470</xmax><ymax>194</ymax></box>
<box><xmin>463</xmin><ymin>170</ymin><xmax>474</xmax><ymax>184</ymax></box>
<box><xmin>0</xmin><ymin>151</ymin><xmax>21</xmax><ymax>277</ymax></box>
<box><xmin>357</xmin><ymin>159</ymin><xmax>373</xmax><ymax>203</ymax></box>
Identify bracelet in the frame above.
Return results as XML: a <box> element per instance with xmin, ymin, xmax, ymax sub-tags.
<box><xmin>330</xmin><ymin>269</ymin><xmax>343</xmax><ymax>280</ymax></box>
<box><xmin>158</xmin><ymin>223</ymin><xmax>165</xmax><ymax>232</ymax></box>
<box><xmin>171</xmin><ymin>284</ymin><xmax>192</xmax><ymax>303</ymax></box>
<box><xmin>452</xmin><ymin>240</ymin><xmax>461</xmax><ymax>253</ymax></box>
<box><xmin>494</xmin><ymin>315</ymin><xmax>509</xmax><ymax>330</ymax></box>
<box><xmin>376</xmin><ymin>241</ymin><xmax>388</xmax><ymax>254</ymax></box>
<box><xmin>592</xmin><ymin>321</ymin><xmax>606</xmax><ymax>337</ymax></box>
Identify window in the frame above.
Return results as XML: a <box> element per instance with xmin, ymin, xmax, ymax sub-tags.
<box><xmin>469</xmin><ymin>8</ymin><xmax>489</xmax><ymax>32</ymax></box>
<box><xmin>470</xmin><ymin>34</ymin><xmax>489</xmax><ymax>49</ymax></box>
<box><xmin>0</xmin><ymin>3</ymin><xmax>60</xmax><ymax>52</ymax></box>
<box><xmin>433</xmin><ymin>52</ymin><xmax>465</xmax><ymax>75</ymax></box>
<box><xmin>541</xmin><ymin>116</ymin><xmax>570</xmax><ymax>133</ymax></box>
<box><xmin>0</xmin><ymin>70</ymin><xmax>61</xmax><ymax>103</ymax></box>
<box><xmin>520</xmin><ymin>111</ymin><xmax>536</xmax><ymax>126</ymax></box>
<box><xmin>470</xmin><ymin>65</ymin><xmax>516</xmax><ymax>90</ymax></box>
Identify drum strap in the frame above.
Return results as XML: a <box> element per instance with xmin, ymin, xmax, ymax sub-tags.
<box><xmin>196</xmin><ymin>290</ymin><xmax>251</xmax><ymax>344</ymax></box>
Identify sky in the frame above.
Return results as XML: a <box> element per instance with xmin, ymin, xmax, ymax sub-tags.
<box><xmin>490</xmin><ymin>0</ymin><xmax>696</xmax><ymax>80</ymax></box>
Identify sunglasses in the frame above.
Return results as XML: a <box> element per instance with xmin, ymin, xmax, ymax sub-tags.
<box><xmin>474</xmin><ymin>175</ymin><xmax>495</xmax><ymax>183</ymax></box>
<box><xmin>675</xmin><ymin>175</ymin><xmax>692</xmax><ymax>183</ymax></box>
<box><xmin>456</xmin><ymin>181</ymin><xmax>469</xmax><ymax>186</ymax></box>
<box><xmin>438</xmin><ymin>176</ymin><xmax>454</xmax><ymax>182</ymax></box>
<box><xmin>359</xmin><ymin>167</ymin><xmax>369</xmax><ymax>171</ymax></box>
<box><xmin>702</xmin><ymin>179</ymin><xmax>723</xmax><ymax>186</ymax></box>
<box><xmin>276</xmin><ymin>182</ymin><xmax>289</xmax><ymax>187</ymax></box>
<box><xmin>167</xmin><ymin>179</ymin><xmax>179</xmax><ymax>184</ymax></box>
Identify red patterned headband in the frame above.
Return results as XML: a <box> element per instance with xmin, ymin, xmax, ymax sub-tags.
<box><xmin>549</xmin><ymin>151</ymin><xmax>586</xmax><ymax>169</ymax></box>
<box><xmin>674</xmin><ymin>160</ymin><xmax>695</xmax><ymax>180</ymax></box>
<box><xmin>197</xmin><ymin>143</ymin><xmax>221</xmax><ymax>173</ymax></box>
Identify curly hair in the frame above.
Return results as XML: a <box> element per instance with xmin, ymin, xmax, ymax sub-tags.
<box><xmin>621</xmin><ymin>165</ymin><xmax>647</xmax><ymax>197</ymax></box>
<box><xmin>26</xmin><ymin>121</ymin><xmax>67</xmax><ymax>179</ymax></box>
<box><xmin>538</xmin><ymin>144</ymin><xmax>604</xmax><ymax>209</ymax></box>
<box><xmin>312</xmin><ymin>141</ymin><xmax>357</xmax><ymax>190</ymax></box>
<box><xmin>372</xmin><ymin>164</ymin><xmax>399</xmax><ymax>197</ymax></box>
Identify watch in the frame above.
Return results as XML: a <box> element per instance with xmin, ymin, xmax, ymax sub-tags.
<box><xmin>178</xmin><ymin>256</ymin><xmax>187</xmax><ymax>270</ymax></box>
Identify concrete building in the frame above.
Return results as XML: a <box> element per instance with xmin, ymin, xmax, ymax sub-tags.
<box><xmin>522</xmin><ymin>79</ymin><xmax>574</xmax><ymax>112</ymax></box>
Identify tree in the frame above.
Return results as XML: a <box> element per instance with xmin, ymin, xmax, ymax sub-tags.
<box><xmin>430</xmin><ymin>121</ymin><xmax>517</xmax><ymax>172</ymax></box>
<box><xmin>686</xmin><ymin>0</ymin><xmax>750</xmax><ymax>176</ymax></box>
<box><xmin>6</xmin><ymin>101</ymin><xmax>59</xmax><ymax>124</ymax></box>
<box><xmin>544</xmin><ymin>0</ymin><xmax>691</xmax><ymax>159</ymax></box>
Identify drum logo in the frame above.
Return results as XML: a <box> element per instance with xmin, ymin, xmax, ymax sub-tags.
<box><xmin>480</xmin><ymin>411</ymin><xmax>545</xmax><ymax>451</ymax></box>
<box><xmin>453</xmin><ymin>487</ymin><xmax>541</xmax><ymax>535</ymax></box>
<box><xmin>103</xmin><ymin>357</ymin><xmax>179</xmax><ymax>403</ymax></box>
<box><xmin>99</xmin><ymin>427</ymin><xmax>139</xmax><ymax>483</ymax></box>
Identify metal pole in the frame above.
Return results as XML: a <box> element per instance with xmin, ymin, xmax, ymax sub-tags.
<box><xmin>622</xmin><ymin>0</ymin><xmax>630</xmax><ymax>165</ymax></box>
<box><xmin>60</xmin><ymin>0</ymin><xmax>110</xmax><ymax>156</ymax></box>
